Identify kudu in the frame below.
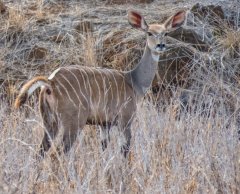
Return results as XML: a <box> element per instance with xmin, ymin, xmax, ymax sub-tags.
<box><xmin>14</xmin><ymin>10</ymin><xmax>186</xmax><ymax>157</ymax></box>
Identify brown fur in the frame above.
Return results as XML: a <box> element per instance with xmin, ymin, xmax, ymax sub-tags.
<box><xmin>15</xmin><ymin>66</ymin><xmax>136</xmax><ymax>157</ymax></box>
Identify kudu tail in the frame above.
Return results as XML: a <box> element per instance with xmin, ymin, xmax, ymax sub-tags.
<box><xmin>14</xmin><ymin>76</ymin><xmax>50</xmax><ymax>108</ymax></box>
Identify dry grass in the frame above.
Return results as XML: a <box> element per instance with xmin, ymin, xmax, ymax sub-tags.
<box><xmin>0</xmin><ymin>0</ymin><xmax>240</xmax><ymax>193</ymax></box>
<box><xmin>218</xmin><ymin>29</ymin><xmax>240</xmax><ymax>57</ymax></box>
<box><xmin>1</xmin><ymin>97</ymin><xmax>239</xmax><ymax>193</ymax></box>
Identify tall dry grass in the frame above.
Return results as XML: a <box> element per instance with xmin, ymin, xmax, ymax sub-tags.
<box><xmin>0</xmin><ymin>0</ymin><xmax>240</xmax><ymax>193</ymax></box>
<box><xmin>0</xmin><ymin>95</ymin><xmax>239</xmax><ymax>193</ymax></box>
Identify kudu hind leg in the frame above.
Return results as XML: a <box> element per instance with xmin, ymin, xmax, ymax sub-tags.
<box><xmin>40</xmin><ymin>119</ymin><xmax>58</xmax><ymax>157</ymax></box>
<box><xmin>39</xmin><ymin>93</ymin><xmax>59</xmax><ymax>157</ymax></box>
<box><xmin>121</xmin><ymin>122</ymin><xmax>132</xmax><ymax>158</ymax></box>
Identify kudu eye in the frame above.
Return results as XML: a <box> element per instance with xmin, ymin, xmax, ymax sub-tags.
<box><xmin>147</xmin><ymin>32</ymin><xmax>153</xmax><ymax>36</ymax></box>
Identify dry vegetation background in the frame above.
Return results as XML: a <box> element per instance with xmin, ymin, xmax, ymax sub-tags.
<box><xmin>0</xmin><ymin>0</ymin><xmax>240</xmax><ymax>193</ymax></box>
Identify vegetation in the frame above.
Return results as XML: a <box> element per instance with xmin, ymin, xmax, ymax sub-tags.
<box><xmin>0</xmin><ymin>0</ymin><xmax>239</xmax><ymax>193</ymax></box>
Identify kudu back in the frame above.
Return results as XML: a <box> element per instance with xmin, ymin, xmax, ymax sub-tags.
<box><xmin>15</xmin><ymin>10</ymin><xmax>186</xmax><ymax>157</ymax></box>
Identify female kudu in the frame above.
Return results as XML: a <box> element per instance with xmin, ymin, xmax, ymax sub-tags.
<box><xmin>15</xmin><ymin>10</ymin><xmax>186</xmax><ymax>157</ymax></box>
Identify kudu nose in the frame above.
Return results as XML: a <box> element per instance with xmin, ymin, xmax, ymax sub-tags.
<box><xmin>156</xmin><ymin>43</ymin><xmax>165</xmax><ymax>50</ymax></box>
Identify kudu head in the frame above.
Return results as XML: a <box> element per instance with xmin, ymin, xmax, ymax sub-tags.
<box><xmin>128</xmin><ymin>10</ymin><xmax>186</xmax><ymax>56</ymax></box>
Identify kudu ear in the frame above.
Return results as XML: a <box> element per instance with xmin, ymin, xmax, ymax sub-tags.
<box><xmin>164</xmin><ymin>11</ymin><xmax>186</xmax><ymax>31</ymax></box>
<box><xmin>128</xmin><ymin>10</ymin><xmax>148</xmax><ymax>31</ymax></box>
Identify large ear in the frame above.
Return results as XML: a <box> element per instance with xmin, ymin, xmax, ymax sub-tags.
<box><xmin>128</xmin><ymin>10</ymin><xmax>148</xmax><ymax>31</ymax></box>
<box><xmin>164</xmin><ymin>11</ymin><xmax>186</xmax><ymax>30</ymax></box>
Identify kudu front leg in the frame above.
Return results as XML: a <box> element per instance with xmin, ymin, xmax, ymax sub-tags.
<box><xmin>121</xmin><ymin>123</ymin><xmax>132</xmax><ymax>158</ymax></box>
<box><xmin>100</xmin><ymin>123</ymin><xmax>111</xmax><ymax>151</ymax></box>
<box><xmin>62</xmin><ymin>127</ymin><xmax>79</xmax><ymax>153</ymax></box>
<box><xmin>60</xmin><ymin>112</ymin><xmax>87</xmax><ymax>154</ymax></box>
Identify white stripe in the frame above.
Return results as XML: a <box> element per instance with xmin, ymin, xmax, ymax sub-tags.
<box><xmin>70</xmin><ymin>66</ymin><xmax>89</xmax><ymax>94</ymax></box>
<box><xmin>106</xmin><ymin>69</ymin><xmax>120</xmax><ymax>106</ymax></box>
<box><xmin>80</xmin><ymin>68</ymin><xmax>94</xmax><ymax>110</ymax></box>
<box><xmin>48</xmin><ymin>68</ymin><xmax>61</xmax><ymax>80</ymax></box>
<box><xmin>63</xmin><ymin>68</ymin><xmax>89</xmax><ymax>106</ymax></box>
<box><xmin>87</xmin><ymin>67</ymin><xmax>101</xmax><ymax>109</ymax></box>
<box><xmin>55</xmin><ymin>84</ymin><xmax>64</xmax><ymax>97</ymax></box>
<box><xmin>58</xmin><ymin>73</ymin><xmax>86</xmax><ymax>109</ymax></box>
<box><xmin>97</xmin><ymin>69</ymin><xmax>107</xmax><ymax>103</ymax></box>
<box><xmin>103</xmin><ymin>70</ymin><xmax>113</xmax><ymax>109</ymax></box>
<box><xmin>55</xmin><ymin>76</ymin><xmax>78</xmax><ymax>108</ymax></box>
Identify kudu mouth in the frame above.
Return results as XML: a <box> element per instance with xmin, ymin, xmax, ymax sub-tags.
<box><xmin>151</xmin><ymin>45</ymin><xmax>170</xmax><ymax>55</ymax></box>
<box><xmin>155</xmin><ymin>46</ymin><xmax>167</xmax><ymax>53</ymax></box>
<box><xmin>152</xmin><ymin>39</ymin><xmax>179</xmax><ymax>54</ymax></box>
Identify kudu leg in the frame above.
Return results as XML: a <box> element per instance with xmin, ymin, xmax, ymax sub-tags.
<box><xmin>39</xmin><ymin>122</ymin><xmax>58</xmax><ymax>157</ymax></box>
<box><xmin>39</xmin><ymin>94</ymin><xmax>59</xmax><ymax>157</ymax></box>
<box><xmin>62</xmin><ymin>127</ymin><xmax>79</xmax><ymax>153</ymax></box>
<box><xmin>100</xmin><ymin>123</ymin><xmax>111</xmax><ymax>151</ymax></box>
<box><xmin>61</xmin><ymin>112</ymin><xmax>87</xmax><ymax>154</ymax></box>
<box><xmin>121</xmin><ymin>123</ymin><xmax>132</xmax><ymax>158</ymax></box>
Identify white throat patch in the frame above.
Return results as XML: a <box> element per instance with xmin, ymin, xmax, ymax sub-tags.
<box><xmin>151</xmin><ymin>53</ymin><xmax>160</xmax><ymax>62</ymax></box>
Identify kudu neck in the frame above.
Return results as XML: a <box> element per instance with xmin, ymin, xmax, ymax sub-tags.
<box><xmin>126</xmin><ymin>45</ymin><xmax>159</xmax><ymax>96</ymax></box>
